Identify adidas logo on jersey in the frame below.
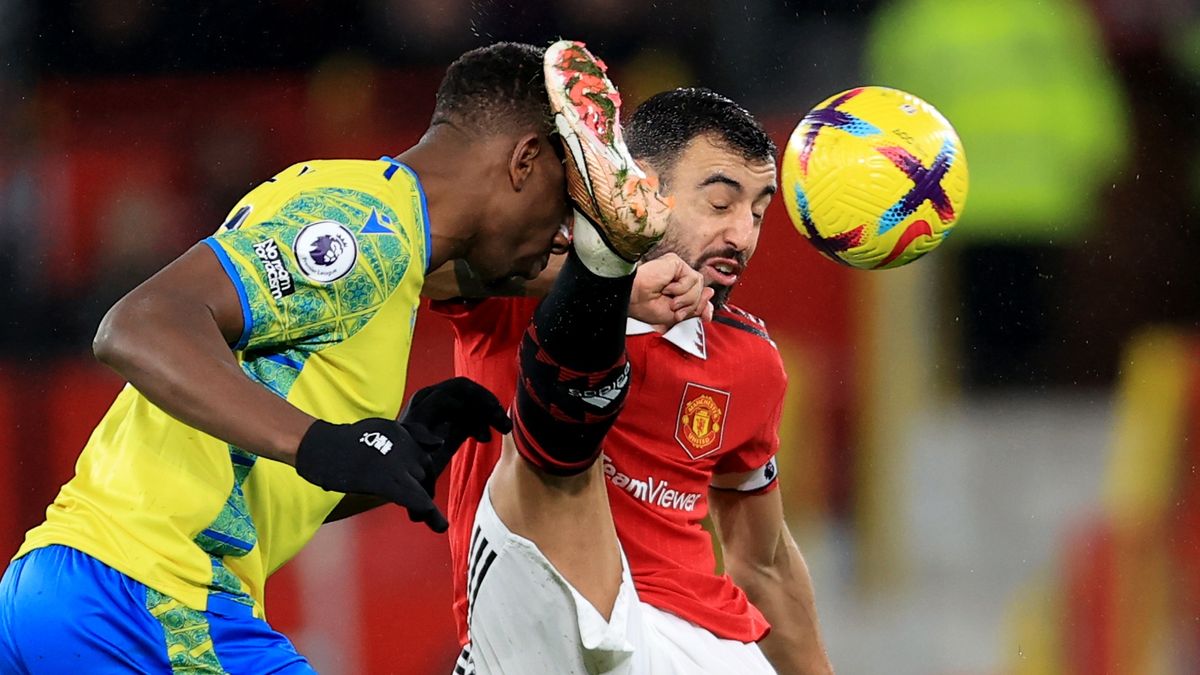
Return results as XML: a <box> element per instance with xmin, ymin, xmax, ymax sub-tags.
<box><xmin>602</xmin><ymin>456</ymin><xmax>702</xmax><ymax>513</ymax></box>
<box><xmin>360</xmin><ymin>431</ymin><xmax>393</xmax><ymax>455</ymax></box>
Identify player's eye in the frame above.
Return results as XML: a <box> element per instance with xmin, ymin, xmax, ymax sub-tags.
<box><xmin>710</xmin><ymin>202</ymin><xmax>730</xmax><ymax>212</ymax></box>
<box><xmin>751</xmin><ymin>197</ymin><xmax>771</xmax><ymax>223</ymax></box>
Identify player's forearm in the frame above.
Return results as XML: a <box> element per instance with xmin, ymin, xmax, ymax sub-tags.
<box><xmin>733</xmin><ymin>542</ymin><xmax>833</xmax><ymax>675</ymax></box>
<box><xmin>94</xmin><ymin>291</ymin><xmax>314</xmax><ymax>464</ymax></box>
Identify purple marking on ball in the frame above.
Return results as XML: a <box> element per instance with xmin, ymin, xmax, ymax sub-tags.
<box><xmin>797</xmin><ymin>88</ymin><xmax>880</xmax><ymax>174</ymax></box>
<box><xmin>875</xmin><ymin>141</ymin><xmax>957</xmax><ymax>233</ymax></box>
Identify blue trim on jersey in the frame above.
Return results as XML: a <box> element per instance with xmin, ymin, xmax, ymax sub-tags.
<box><xmin>379</xmin><ymin>156</ymin><xmax>433</xmax><ymax>272</ymax></box>
<box><xmin>202</xmin><ymin>237</ymin><xmax>253</xmax><ymax>351</ymax></box>
<box><xmin>263</xmin><ymin>353</ymin><xmax>304</xmax><ymax>370</ymax></box>
<box><xmin>198</xmin><ymin>527</ymin><xmax>255</xmax><ymax>552</ymax></box>
<box><xmin>400</xmin><ymin>164</ymin><xmax>434</xmax><ymax>273</ymax></box>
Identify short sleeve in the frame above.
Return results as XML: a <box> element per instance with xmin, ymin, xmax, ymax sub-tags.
<box><xmin>204</xmin><ymin>187</ymin><xmax>413</xmax><ymax>352</ymax></box>
<box><xmin>711</xmin><ymin>351</ymin><xmax>787</xmax><ymax>490</ymax></box>
<box><xmin>710</xmin><ymin>456</ymin><xmax>780</xmax><ymax>495</ymax></box>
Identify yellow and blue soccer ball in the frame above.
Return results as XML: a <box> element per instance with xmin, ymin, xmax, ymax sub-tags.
<box><xmin>781</xmin><ymin>86</ymin><xmax>969</xmax><ymax>270</ymax></box>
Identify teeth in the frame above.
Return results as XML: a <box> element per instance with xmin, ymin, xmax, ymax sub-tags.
<box><xmin>714</xmin><ymin>264</ymin><xmax>734</xmax><ymax>274</ymax></box>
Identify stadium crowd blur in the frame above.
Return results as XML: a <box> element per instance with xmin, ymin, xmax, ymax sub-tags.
<box><xmin>3</xmin><ymin>0</ymin><xmax>1198</xmax><ymax>377</ymax></box>
<box><xmin>1</xmin><ymin>0</ymin><xmax>1198</xmax><ymax>673</ymax></box>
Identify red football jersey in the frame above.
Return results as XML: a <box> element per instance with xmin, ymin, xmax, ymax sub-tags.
<box><xmin>432</xmin><ymin>296</ymin><xmax>785</xmax><ymax>647</ymax></box>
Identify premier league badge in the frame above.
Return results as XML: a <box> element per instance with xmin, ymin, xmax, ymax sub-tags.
<box><xmin>293</xmin><ymin>221</ymin><xmax>358</xmax><ymax>283</ymax></box>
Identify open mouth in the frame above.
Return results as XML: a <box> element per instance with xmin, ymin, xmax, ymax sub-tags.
<box><xmin>702</xmin><ymin>257</ymin><xmax>743</xmax><ymax>286</ymax></box>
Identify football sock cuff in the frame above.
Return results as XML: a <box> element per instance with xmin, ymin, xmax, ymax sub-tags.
<box><xmin>511</xmin><ymin>326</ymin><xmax>630</xmax><ymax>476</ymax></box>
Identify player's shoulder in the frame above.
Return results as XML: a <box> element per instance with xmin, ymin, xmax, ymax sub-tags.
<box><xmin>708</xmin><ymin>304</ymin><xmax>787</xmax><ymax>395</ymax></box>
<box><xmin>711</xmin><ymin>304</ymin><xmax>776</xmax><ymax>349</ymax></box>
<box><xmin>272</xmin><ymin>157</ymin><xmax>394</xmax><ymax>181</ymax></box>
<box><xmin>262</xmin><ymin>158</ymin><xmax>415</xmax><ymax>200</ymax></box>
<box><xmin>229</xmin><ymin>157</ymin><xmax>422</xmax><ymax>235</ymax></box>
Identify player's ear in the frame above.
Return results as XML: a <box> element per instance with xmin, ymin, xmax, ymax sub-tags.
<box><xmin>508</xmin><ymin>133</ymin><xmax>541</xmax><ymax>191</ymax></box>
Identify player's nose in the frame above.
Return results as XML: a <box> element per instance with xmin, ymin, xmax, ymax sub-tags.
<box><xmin>723</xmin><ymin>208</ymin><xmax>756</xmax><ymax>253</ymax></box>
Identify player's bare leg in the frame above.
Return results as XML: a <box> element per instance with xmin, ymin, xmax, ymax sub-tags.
<box><xmin>488</xmin><ymin>40</ymin><xmax>668</xmax><ymax>620</ymax></box>
<box><xmin>488</xmin><ymin>246</ymin><xmax>631</xmax><ymax>619</ymax></box>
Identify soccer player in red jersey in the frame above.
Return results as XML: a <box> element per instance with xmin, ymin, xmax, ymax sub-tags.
<box><xmin>428</xmin><ymin>83</ymin><xmax>833</xmax><ymax>673</ymax></box>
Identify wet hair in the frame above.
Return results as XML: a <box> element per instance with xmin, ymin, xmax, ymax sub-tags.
<box><xmin>626</xmin><ymin>88</ymin><xmax>776</xmax><ymax>180</ymax></box>
<box><xmin>432</xmin><ymin>42</ymin><xmax>552</xmax><ymax>136</ymax></box>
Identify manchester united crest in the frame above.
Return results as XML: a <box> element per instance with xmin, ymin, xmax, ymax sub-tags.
<box><xmin>675</xmin><ymin>383</ymin><xmax>731</xmax><ymax>459</ymax></box>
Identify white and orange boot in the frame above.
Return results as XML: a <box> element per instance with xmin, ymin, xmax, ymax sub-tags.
<box><xmin>544</xmin><ymin>40</ymin><xmax>671</xmax><ymax>275</ymax></box>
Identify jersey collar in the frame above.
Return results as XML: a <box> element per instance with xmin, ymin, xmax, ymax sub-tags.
<box><xmin>626</xmin><ymin>317</ymin><xmax>707</xmax><ymax>360</ymax></box>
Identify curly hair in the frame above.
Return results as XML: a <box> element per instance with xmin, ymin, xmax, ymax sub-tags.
<box><xmin>432</xmin><ymin>42</ymin><xmax>552</xmax><ymax>137</ymax></box>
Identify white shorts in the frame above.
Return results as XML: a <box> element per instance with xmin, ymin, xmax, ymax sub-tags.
<box><xmin>455</xmin><ymin>484</ymin><xmax>775</xmax><ymax>675</ymax></box>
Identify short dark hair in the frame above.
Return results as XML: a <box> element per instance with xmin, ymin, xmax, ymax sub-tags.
<box><xmin>626</xmin><ymin>88</ymin><xmax>776</xmax><ymax>180</ymax></box>
<box><xmin>432</xmin><ymin>42</ymin><xmax>552</xmax><ymax>136</ymax></box>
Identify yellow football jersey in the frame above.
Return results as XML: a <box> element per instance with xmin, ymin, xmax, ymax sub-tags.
<box><xmin>17</xmin><ymin>157</ymin><xmax>430</xmax><ymax>618</ymax></box>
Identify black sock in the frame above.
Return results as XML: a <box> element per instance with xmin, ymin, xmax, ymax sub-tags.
<box><xmin>530</xmin><ymin>248</ymin><xmax>633</xmax><ymax>372</ymax></box>
<box><xmin>511</xmin><ymin>249</ymin><xmax>633</xmax><ymax>475</ymax></box>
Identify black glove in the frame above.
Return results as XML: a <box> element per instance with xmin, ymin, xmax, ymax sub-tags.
<box><xmin>399</xmin><ymin>376</ymin><xmax>514</xmax><ymax>490</ymax></box>
<box><xmin>295</xmin><ymin>377</ymin><xmax>511</xmax><ymax>532</ymax></box>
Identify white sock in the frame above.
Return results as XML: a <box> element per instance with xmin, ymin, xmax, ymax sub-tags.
<box><xmin>570</xmin><ymin>210</ymin><xmax>635</xmax><ymax>277</ymax></box>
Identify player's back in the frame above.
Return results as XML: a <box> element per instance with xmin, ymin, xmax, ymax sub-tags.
<box><xmin>17</xmin><ymin>156</ymin><xmax>432</xmax><ymax>618</ymax></box>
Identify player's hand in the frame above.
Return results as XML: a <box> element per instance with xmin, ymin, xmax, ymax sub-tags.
<box><xmin>398</xmin><ymin>376</ymin><xmax>512</xmax><ymax>495</ymax></box>
<box><xmin>630</xmin><ymin>253</ymin><xmax>715</xmax><ymax>328</ymax></box>
<box><xmin>294</xmin><ymin>378</ymin><xmax>510</xmax><ymax>532</ymax></box>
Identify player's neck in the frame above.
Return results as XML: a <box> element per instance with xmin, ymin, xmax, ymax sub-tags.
<box><xmin>395</xmin><ymin>127</ymin><xmax>494</xmax><ymax>270</ymax></box>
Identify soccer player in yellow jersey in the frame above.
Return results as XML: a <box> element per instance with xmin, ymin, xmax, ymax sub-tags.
<box><xmin>0</xmin><ymin>42</ymin><xmax>582</xmax><ymax>673</ymax></box>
